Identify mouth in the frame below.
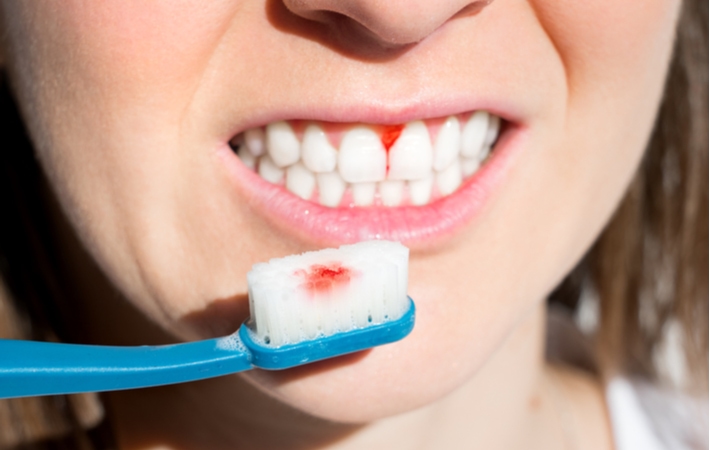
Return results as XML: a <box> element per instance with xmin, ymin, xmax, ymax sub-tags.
<box><xmin>220</xmin><ymin>110</ymin><xmax>523</xmax><ymax>247</ymax></box>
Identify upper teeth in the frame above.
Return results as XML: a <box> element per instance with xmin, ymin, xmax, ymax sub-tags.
<box><xmin>387</xmin><ymin>121</ymin><xmax>434</xmax><ymax>181</ymax></box>
<box><xmin>433</xmin><ymin>116</ymin><xmax>461</xmax><ymax>171</ymax></box>
<box><xmin>232</xmin><ymin>111</ymin><xmax>501</xmax><ymax>207</ymax></box>
<box><xmin>302</xmin><ymin>124</ymin><xmax>338</xmax><ymax>173</ymax></box>
<box><xmin>265</xmin><ymin>121</ymin><xmax>301</xmax><ymax>167</ymax></box>
<box><xmin>338</xmin><ymin>126</ymin><xmax>387</xmax><ymax>183</ymax></box>
<box><xmin>460</xmin><ymin>110</ymin><xmax>489</xmax><ymax>158</ymax></box>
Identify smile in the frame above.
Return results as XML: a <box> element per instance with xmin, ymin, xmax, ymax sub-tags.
<box><xmin>230</xmin><ymin>111</ymin><xmax>501</xmax><ymax>208</ymax></box>
<box><xmin>221</xmin><ymin>107</ymin><xmax>523</xmax><ymax>246</ymax></box>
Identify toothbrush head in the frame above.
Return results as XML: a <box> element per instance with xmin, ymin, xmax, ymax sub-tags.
<box><xmin>240</xmin><ymin>297</ymin><xmax>415</xmax><ymax>370</ymax></box>
<box><xmin>243</xmin><ymin>240</ymin><xmax>413</xmax><ymax>369</ymax></box>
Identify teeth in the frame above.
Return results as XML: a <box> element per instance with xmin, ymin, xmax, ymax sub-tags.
<box><xmin>436</xmin><ymin>160</ymin><xmax>462</xmax><ymax>196</ymax></box>
<box><xmin>338</xmin><ymin>127</ymin><xmax>387</xmax><ymax>183</ymax></box>
<box><xmin>408</xmin><ymin>175</ymin><xmax>434</xmax><ymax>206</ymax></box>
<box><xmin>245</xmin><ymin>128</ymin><xmax>266</xmax><ymax>157</ymax></box>
<box><xmin>302</xmin><ymin>124</ymin><xmax>337</xmax><ymax>173</ymax></box>
<box><xmin>238</xmin><ymin>146</ymin><xmax>257</xmax><ymax>170</ymax></box>
<box><xmin>460</xmin><ymin>111</ymin><xmax>489</xmax><ymax>159</ymax></box>
<box><xmin>387</xmin><ymin>120</ymin><xmax>434</xmax><ymax>181</ymax></box>
<box><xmin>317</xmin><ymin>172</ymin><xmax>347</xmax><ymax>207</ymax></box>
<box><xmin>286</xmin><ymin>162</ymin><xmax>316</xmax><ymax>200</ymax></box>
<box><xmin>433</xmin><ymin>116</ymin><xmax>461</xmax><ymax>171</ymax></box>
<box><xmin>461</xmin><ymin>157</ymin><xmax>481</xmax><ymax>177</ymax></box>
<box><xmin>266</xmin><ymin>121</ymin><xmax>301</xmax><ymax>167</ymax></box>
<box><xmin>352</xmin><ymin>182</ymin><xmax>376</xmax><ymax>206</ymax></box>
<box><xmin>485</xmin><ymin>115</ymin><xmax>500</xmax><ymax>147</ymax></box>
<box><xmin>238</xmin><ymin>111</ymin><xmax>501</xmax><ymax>208</ymax></box>
<box><xmin>258</xmin><ymin>154</ymin><xmax>285</xmax><ymax>184</ymax></box>
<box><xmin>378</xmin><ymin>180</ymin><xmax>405</xmax><ymax>207</ymax></box>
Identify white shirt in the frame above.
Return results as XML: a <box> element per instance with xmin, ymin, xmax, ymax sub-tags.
<box><xmin>606</xmin><ymin>377</ymin><xmax>708</xmax><ymax>450</ymax></box>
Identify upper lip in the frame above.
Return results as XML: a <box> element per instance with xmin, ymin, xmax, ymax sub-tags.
<box><xmin>222</xmin><ymin>90</ymin><xmax>524</xmax><ymax>143</ymax></box>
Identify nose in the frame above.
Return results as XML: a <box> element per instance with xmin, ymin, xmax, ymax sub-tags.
<box><xmin>281</xmin><ymin>0</ymin><xmax>491</xmax><ymax>48</ymax></box>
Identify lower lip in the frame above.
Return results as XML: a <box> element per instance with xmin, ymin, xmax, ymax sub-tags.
<box><xmin>218</xmin><ymin>125</ymin><xmax>526</xmax><ymax>248</ymax></box>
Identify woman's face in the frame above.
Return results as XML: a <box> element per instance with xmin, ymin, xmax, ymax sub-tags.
<box><xmin>1</xmin><ymin>0</ymin><xmax>679</xmax><ymax>422</ymax></box>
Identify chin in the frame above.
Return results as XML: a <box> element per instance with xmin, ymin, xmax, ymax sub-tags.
<box><xmin>239</xmin><ymin>346</ymin><xmax>449</xmax><ymax>423</ymax></box>
<box><xmin>236</xmin><ymin>288</ymin><xmax>528</xmax><ymax>424</ymax></box>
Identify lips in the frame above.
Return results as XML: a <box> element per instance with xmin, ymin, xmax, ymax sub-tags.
<box><xmin>220</xmin><ymin>109</ymin><xmax>522</xmax><ymax>246</ymax></box>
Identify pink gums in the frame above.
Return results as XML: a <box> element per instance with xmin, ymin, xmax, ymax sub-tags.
<box><xmin>296</xmin><ymin>263</ymin><xmax>354</xmax><ymax>296</ymax></box>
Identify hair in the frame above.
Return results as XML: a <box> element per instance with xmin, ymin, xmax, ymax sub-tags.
<box><xmin>550</xmin><ymin>0</ymin><xmax>708</xmax><ymax>392</ymax></box>
<box><xmin>0</xmin><ymin>1</ymin><xmax>707</xmax><ymax>448</ymax></box>
<box><xmin>593</xmin><ymin>0</ymin><xmax>708</xmax><ymax>388</ymax></box>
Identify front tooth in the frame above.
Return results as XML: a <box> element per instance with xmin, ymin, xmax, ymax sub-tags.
<box><xmin>286</xmin><ymin>162</ymin><xmax>316</xmax><ymax>200</ymax></box>
<box><xmin>461</xmin><ymin>156</ymin><xmax>481</xmax><ymax>177</ymax></box>
<box><xmin>378</xmin><ymin>180</ymin><xmax>405</xmax><ymax>207</ymax></box>
<box><xmin>436</xmin><ymin>160</ymin><xmax>462</xmax><ymax>196</ymax></box>
<box><xmin>302</xmin><ymin>124</ymin><xmax>337</xmax><ymax>173</ymax></box>
<box><xmin>266</xmin><ymin>121</ymin><xmax>300</xmax><ymax>167</ymax></box>
<box><xmin>317</xmin><ymin>172</ymin><xmax>346</xmax><ymax>207</ymax></box>
<box><xmin>352</xmin><ymin>182</ymin><xmax>376</xmax><ymax>206</ymax></box>
<box><xmin>338</xmin><ymin>127</ymin><xmax>387</xmax><ymax>183</ymax></box>
<box><xmin>258</xmin><ymin>154</ymin><xmax>285</xmax><ymax>184</ymax></box>
<box><xmin>238</xmin><ymin>146</ymin><xmax>257</xmax><ymax>170</ymax></box>
<box><xmin>408</xmin><ymin>175</ymin><xmax>434</xmax><ymax>206</ymax></box>
<box><xmin>245</xmin><ymin>128</ymin><xmax>266</xmax><ymax>157</ymax></box>
<box><xmin>388</xmin><ymin>121</ymin><xmax>434</xmax><ymax>180</ymax></box>
<box><xmin>433</xmin><ymin>116</ymin><xmax>461</xmax><ymax>171</ymax></box>
<box><xmin>484</xmin><ymin>115</ymin><xmax>500</xmax><ymax>147</ymax></box>
<box><xmin>460</xmin><ymin>111</ymin><xmax>489</xmax><ymax>158</ymax></box>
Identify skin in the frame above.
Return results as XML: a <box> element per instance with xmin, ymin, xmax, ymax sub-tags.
<box><xmin>0</xmin><ymin>0</ymin><xmax>680</xmax><ymax>448</ymax></box>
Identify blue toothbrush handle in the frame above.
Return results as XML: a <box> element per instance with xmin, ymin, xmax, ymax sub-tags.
<box><xmin>0</xmin><ymin>298</ymin><xmax>416</xmax><ymax>399</ymax></box>
<box><xmin>0</xmin><ymin>336</ymin><xmax>253</xmax><ymax>399</ymax></box>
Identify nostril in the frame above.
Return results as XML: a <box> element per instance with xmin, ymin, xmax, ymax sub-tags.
<box><xmin>453</xmin><ymin>0</ymin><xmax>494</xmax><ymax>20</ymax></box>
<box><xmin>280</xmin><ymin>0</ymin><xmax>490</xmax><ymax>50</ymax></box>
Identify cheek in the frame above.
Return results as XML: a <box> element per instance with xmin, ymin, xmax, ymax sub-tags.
<box><xmin>0</xmin><ymin>1</ymin><xmax>266</xmax><ymax>329</ymax></box>
<box><xmin>533</xmin><ymin>1</ymin><xmax>680</xmax><ymax>79</ymax></box>
<box><xmin>538</xmin><ymin>0</ymin><xmax>681</xmax><ymax>236</ymax></box>
<box><xmin>491</xmin><ymin>2</ymin><xmax>682</xmax><ymax>307</ymax></box>
<box><xmin>533</xmin><ymin>0</ymin><xmax>681</xmax><ymax>121</ymax></box>
<box><xmin>2</xmin><ymin>0</ymin><xmax>234</xmax><ymax>213</ymax></box>
<box><xmin>15</xmin><ymin>1</ymin><xmax>239</xmax><ymax>97</ymax></box>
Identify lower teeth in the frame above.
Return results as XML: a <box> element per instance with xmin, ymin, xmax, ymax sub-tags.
<box><xmin>235</xmin><ymin>144</ymin><xmax>495</xmax><ymax>208</ymax></box>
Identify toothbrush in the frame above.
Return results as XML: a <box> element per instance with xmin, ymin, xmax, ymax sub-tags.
<box><xmin>0</xmin><ymin>241</ymin><xmax>414</xmax><ymax>399</ymax></box>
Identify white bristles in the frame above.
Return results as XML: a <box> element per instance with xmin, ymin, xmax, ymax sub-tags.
<box><xmin>247</xmin><ymin>240</ymin><xmax>409</xmax><ymax>347</ymax></box>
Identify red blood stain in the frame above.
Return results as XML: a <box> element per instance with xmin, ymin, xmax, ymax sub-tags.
<box><xmin>381</xmin><ymin>125</ymin><xmax>404</xmax><ymax>150</ymax></box>
<box><xmin>381</xmin><ymin>125</ymin><xmax>404</xmax><ymax>174</ymax></box>
<box><xmin>295</xmin><ymin>262</ymin><xmax>353</xmax><ymax>296</ymax></box>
